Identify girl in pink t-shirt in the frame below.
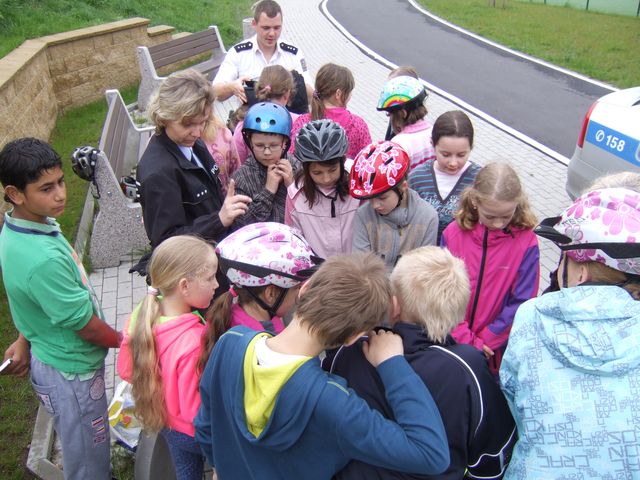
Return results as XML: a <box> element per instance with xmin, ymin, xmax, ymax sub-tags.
<box><xmin>201</xmin><ymin>115</ymin><xmax>239</xmax><ymax>195</ymax></box>
<box><xmin>290</xmin><ymin>63</ymin><xmax>371</xmax><ymax>159</ymax></box>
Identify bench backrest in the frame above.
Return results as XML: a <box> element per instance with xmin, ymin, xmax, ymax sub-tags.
<box><xmin>99</xmin><ymin>90</ymin><xmax>154</xmax><ymax>179</ymax></box>
<box><xmin>148</xmin><ymin>27</ymin><xmax>223</xmax><ymax>69</ymax></box>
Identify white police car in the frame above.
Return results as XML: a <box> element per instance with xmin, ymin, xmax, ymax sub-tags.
<box><xmin>566</xmin><ymin>86</ymin><xmax>640</xmax><ymax>199</ymax></box>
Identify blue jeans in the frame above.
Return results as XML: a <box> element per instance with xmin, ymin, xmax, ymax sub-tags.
<box><xmin>161</xmin><ymin>428</ymin><xmax>205</xmax><ymax>480</ymax></box>
<box><xmin>30</xmin><ymin>355</ymin><xmax>111</xmax><ymax>480</ymax></box>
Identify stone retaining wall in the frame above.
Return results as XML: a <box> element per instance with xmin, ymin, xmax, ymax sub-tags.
<box><xmin>0</xmin><ymin>18</ymin><xmax>175</xmax><ymax>149</ymax></box>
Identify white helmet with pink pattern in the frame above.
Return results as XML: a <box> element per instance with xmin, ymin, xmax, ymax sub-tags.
<box><xmin>535</xmin><ymin>187</ymin><xmax>640</xmax><ymax>275</ymax></box>
<box><xmin>216</xmin><ymin>222</ymin><xmax>321</xmax><ymax>288</ymax></box>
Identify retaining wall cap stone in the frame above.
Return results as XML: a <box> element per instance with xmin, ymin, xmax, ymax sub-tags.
<box><xmin>39</xmin><ymin>18</ymin><xmax>151</xmax><ymax>46</ymax></box>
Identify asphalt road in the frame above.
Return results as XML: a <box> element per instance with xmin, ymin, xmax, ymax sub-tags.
<box><xmin>326</xmin><ymin>0</ymin><xmax>614</xmax><ymax>158</ymax></box>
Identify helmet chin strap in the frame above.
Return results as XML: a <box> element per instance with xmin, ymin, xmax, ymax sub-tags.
<box><xmin>561</xmin><ymin>253</ymin><xmax>569</xmax><ymax>289</ymax></box>
<box><xmin>244</xmin><ymin>286</ymin><xmax>289</xmax><ymax>319</ymax></box>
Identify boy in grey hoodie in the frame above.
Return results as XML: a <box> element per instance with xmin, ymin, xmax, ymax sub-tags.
<box><xmin>350</xmin><ymin>141</ymin><xmax>438</xmax><ymax>269</ymax></box>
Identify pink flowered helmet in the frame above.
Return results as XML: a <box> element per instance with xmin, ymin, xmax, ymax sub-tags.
<box><xmin>216</xmin><ymin>222</ymin><xmax>321</xmax><ymax>288</ymax></box>
<box><xmin>349</xmin><ymin>141</ymin><xmax>410</xmax><ymax>199</ymax></box>
<box><xmin>535</xmin><ymin>187</ymin><xmax>640</xmax><ymax>275</ymax></box>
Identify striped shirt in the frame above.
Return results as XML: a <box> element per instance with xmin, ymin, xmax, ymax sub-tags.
<box><xmin>409</xmin><ymin>159</ymin><xmax>481</xmax><ymax>243</ymax></box>
<box><xmin>231</xmin><ymin>154</ymin><xmax>299</xmax><ymax>229</ymax></box>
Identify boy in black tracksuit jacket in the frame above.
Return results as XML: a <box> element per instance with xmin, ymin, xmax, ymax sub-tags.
<box><xmin>326</xmin><ymin>246</ymin><xmax>516</xmax><ymax>480</ymax></box>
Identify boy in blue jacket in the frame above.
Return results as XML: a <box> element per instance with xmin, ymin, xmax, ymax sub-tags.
<box><xmin>0</xmin><ymin>138</ymin><xmax>120</xmax><ymax>479</ymax></box>
<box><xmin>195</xmin><ymin>253</ymin><xmax>449</xmax><ymax>479</ymax></box>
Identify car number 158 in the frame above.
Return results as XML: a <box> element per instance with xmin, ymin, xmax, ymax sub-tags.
<box><xmin>586</xmin><ymin>120</ymin><xmax>640</xmax><ymax>167</ymax></box>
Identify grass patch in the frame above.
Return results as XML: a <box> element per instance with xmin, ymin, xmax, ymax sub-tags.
<box><xmin>0</xmin><ymin>0</ymin><xmax>250</xmax><ymax>57</ymax></box>
<box><xmin>416</xmin><ymin>0</ymin><xmax>640</xmax><ymax>88</ymax></box>
<box><xmin>0</xmin><ymin>0</ymin><xmax>251</xmax><ymax>475</ymax></box>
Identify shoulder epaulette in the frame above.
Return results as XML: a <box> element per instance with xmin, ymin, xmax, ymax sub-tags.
<box><xmin>279</xmin><ymin>42</ymin><xmax>298</xmax><ymax>54</ymax></box>
<box><xmin>234</xmin><ymin>41</ymin><xmax>253</xmax><ymax>52</ymax></box>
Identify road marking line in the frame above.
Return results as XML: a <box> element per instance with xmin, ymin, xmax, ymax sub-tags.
<box><xmin>320</xmin><ymin>0</ymin><xmax>610</xmax><ymax>165</ymax></box>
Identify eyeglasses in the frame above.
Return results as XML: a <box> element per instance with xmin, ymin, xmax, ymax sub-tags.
<box><xmin>252</xmin><ymin>143</ymin><xmax>284</xmax><ymax>153</ymax></box>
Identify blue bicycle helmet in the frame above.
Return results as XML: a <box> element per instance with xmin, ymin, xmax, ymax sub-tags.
<box><xmin>242</xmin><ymin>102</ymin><xmax>293</xmax><ymax>153</ymax></box>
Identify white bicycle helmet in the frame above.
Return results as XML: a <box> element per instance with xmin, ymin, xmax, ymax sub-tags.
<box><xmin>216</xmin><ymin>222</ymin><xmax>320</xmax><ymax>289</ymax></box>
<box><xmin>535</xmin><ymin>187</ymin><xmax>640</xmax><ymax>275</ymax></box>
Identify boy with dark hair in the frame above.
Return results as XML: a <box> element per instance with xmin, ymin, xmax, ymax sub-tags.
<box><xmin>0</xmin><ymin>138</ymin><xmax>120</xmax><ymax>480</ymax></box>
<box><xmin>195</xmin><ymin>253</ymin><xmax>450</xmax><ymax>479</ymax></box>
<box><xmin>328</xmin><ymin>246</ymin><xmax>516</xmax><ymax>479</ymax></box>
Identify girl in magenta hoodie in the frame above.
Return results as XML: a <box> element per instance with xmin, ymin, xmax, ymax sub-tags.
<box><xmin>117</xmin><ymin>235</ymin><xmax>219</xmax><ymax>480</ymax></box>
<box><xmin>441</xmin><ymin>163</ymin><xmax>539</xmax><ymax>374</ymax></box>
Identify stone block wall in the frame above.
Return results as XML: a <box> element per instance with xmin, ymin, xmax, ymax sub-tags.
<box><xmin>0</xmin><ymin>41</ymin><xmax>57</xmax><ymax>150</ymax></box>
<box><xmin>0</xmin><ymin>18</ymin><xmax>176</xmax><ymax>149</ymax></box>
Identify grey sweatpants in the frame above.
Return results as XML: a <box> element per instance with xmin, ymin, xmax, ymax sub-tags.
<box><xmin>30</xmin><ymin>355</ymin><xmax>111</xmax><ymax>480</ymax></box>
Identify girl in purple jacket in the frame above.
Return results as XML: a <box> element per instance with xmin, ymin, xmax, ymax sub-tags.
<box><xmin>441</xmin><ymin>162</ymin><xmax>539</xmax><ymax>373</ymax></box>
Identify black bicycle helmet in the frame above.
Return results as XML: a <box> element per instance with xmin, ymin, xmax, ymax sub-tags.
<box><xmin>71</xmin><ymin>146</ymin><xmax>99</xmax><ymax>181</ymax></box>
<box><xmin>294</xmin><ymin>119</ymin><xmax>348</xmax><ymax>163</ymax></box>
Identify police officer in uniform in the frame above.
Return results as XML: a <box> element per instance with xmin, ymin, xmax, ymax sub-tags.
<box><xmin>212</xmin><ymin>0</ymin><xmax>312</xmax><ymax>106</ymax></box>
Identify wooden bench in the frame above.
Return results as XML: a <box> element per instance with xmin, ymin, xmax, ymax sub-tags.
<box><xmin>87</xmin><ymin>89</ymin><xmax>154</xmax><ymax>269</ymax></box>
<box><xmin>136</xmin><ymin>26</ymin><xmax>226</xmax><ymax>111</ymax></box>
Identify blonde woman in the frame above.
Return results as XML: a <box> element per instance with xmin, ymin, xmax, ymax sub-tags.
<box><xmin>132</xmin><ymin>69</ymin><xmax>251</xmax><ymax>277</ymax></box>
<box><xmin>117</xmin><ymin>235</ymin><xmax>218</xmax><ymax>480</ymax></box>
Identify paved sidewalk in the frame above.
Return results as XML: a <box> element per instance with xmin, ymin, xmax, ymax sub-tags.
<box><xmin>96</xmin><ymin>0</ymin><xmax>571</xmax><ymax>402</ymax></box>
<box><xmin>88</xmin><ymin>253</ymin><xmax>145</xmax><ymax>398</ymax></box>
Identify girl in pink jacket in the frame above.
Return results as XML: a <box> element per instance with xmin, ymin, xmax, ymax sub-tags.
<box><xmin>441</xmin><ymin>163</ymin><xmax>539</xmax><ymax>374</ymax></box>
<box><xmin>117</xmin><ymin>236</ymin><xmax>219</xmax><ymax>480</ymax></box>
<box><xmin>285</xmin><ymin>119</ymin><xmax>360</xmax><ymax>258</ymax></box>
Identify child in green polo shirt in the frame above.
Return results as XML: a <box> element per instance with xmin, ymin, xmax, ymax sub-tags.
<box><xmin>0</xmin><ymin>138</ymin><xmax>120</xmax><ymax>480</ymax></box>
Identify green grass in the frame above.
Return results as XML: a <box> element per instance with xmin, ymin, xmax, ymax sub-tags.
<box><xmin>0</xmin><ymin>0</ymin><xmax>250</xmax><ymax>57</ymax></box>
<box><xmin>0</xmin><ymin>1</ymin><xmax>251</xmax><ymax>475</ymax></box>
<box><xmin>417</xmin><ymin>0</ymin><xmax>640</xmax><ymax>88</ymax></box>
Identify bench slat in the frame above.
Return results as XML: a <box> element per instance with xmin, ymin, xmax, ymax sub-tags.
<box><xmin>148</xmin><ymin>30</ymin><xmax>220</xmax><ymax>56</ymax></box>
<box><xmin>152</xmin><ymin>37</ymin><xmax>219</xmax><ymax>68</ymax></box>
<box><xmin>137</xmin><ymin>26</ymin><xmax>226</xmax><ymax>111</ymax></box>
